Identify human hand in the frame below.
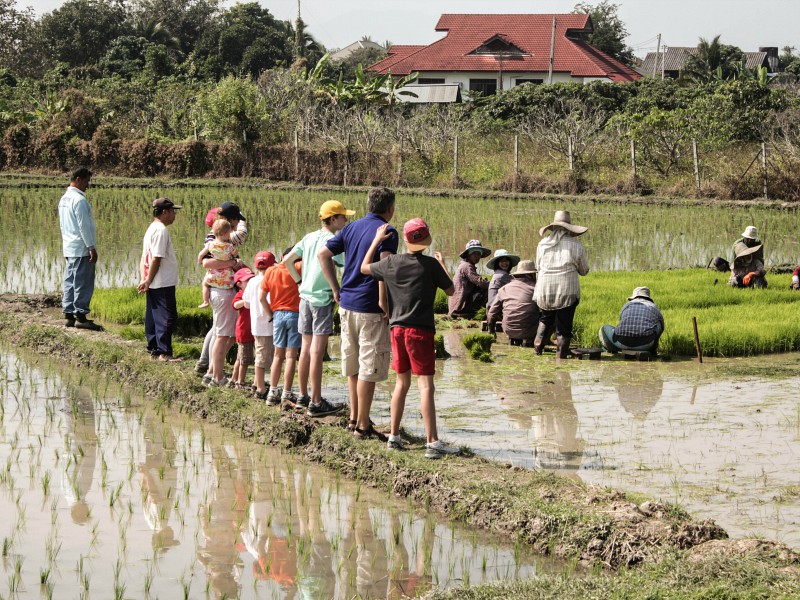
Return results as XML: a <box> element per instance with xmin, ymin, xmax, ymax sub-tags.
<box><xmin>89</xmin><ymin>248</ymin><xmax>98</xmax><ymax>264</ymax></box>
<box><xmin>374</xmin><ymin>223</ymin><xmax>393</xmax><ymax>242</ymax></box>
<box><xmin>137</xmin><ymin>280</ymin><xmax>149</xmax><ymax>294</ymax></box>
<box><xmin>488</xmin><ymin>322</ymin><xmax>497</xmax><ymax>337</ymax></box>
<box><xmin>332</xmin><ymin>288</ymin><xmax>340</xmax><ymax>304</ymax></box>
<box><xmin>434</xmin><ymin>251</ymin><xmax>443</xmax><ymax>262</ymax></box>
<box><xmin>743</xmin><ymin>272</ymin><xmax>754</xmax><ymax>286</ymax></box>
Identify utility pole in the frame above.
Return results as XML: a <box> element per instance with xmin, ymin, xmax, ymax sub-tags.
<box><xmin>548</xmin><ymin>16</ymin><xmax>556</xmax><ymax>84</ymax></box>
<box><xmin>661</xmin><ymin>44</ymin><xmax>667</xmax><ymax>79</ymax></box>
<box><xmin>652</xmin><ymin>33</ymin><xmax>661</xmax><ymax>78</ymax></box>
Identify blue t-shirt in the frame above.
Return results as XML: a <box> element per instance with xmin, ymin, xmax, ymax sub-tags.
<box><xmin>325</xmin><ymin>213</ymin><xmax>398</xmax><ymax>313</ymax></box>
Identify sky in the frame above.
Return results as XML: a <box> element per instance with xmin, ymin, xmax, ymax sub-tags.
<box><xmin>22</xmin><ymin>0</ymin><xmax>800</xmax><ymax>58</ymax></box>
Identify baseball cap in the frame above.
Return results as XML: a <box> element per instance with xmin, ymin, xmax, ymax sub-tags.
<box><xmin>204</xmin><ymin>207</ymin><xmax>220</xmax><ymax>227</ymax></box>
<box><xmin>403</xmin><ymin>218</ymin><xmax>432</xmax><ymax>252</ymax></box>
<box><xmin>254</xmin><ymin>251</ymin><xmax>276</xmax><ymax>270</ymax></box>
<box><xmin>320</xmin><ymin>200</ymin><xmax>356</xmax><ymax>220</ymax></box>
<box><xmin>152</xmin><ymin>198</ymin><xmax>182</xmax><ymax>210</ymax></box>
<box><xmin>219</xmin><ymin>201</ymin><xmax>245</xmax><ymax>221</ymax></box>
<box><xmin>233</xmin><ymin>268</ymin><xmax>255</xmax><ymax>285</ymax></box>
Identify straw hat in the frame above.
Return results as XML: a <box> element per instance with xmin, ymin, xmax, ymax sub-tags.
<box><xmin>459</xmin><ymin>239</ymin><xmax>491</xmax><ymax>259</ymax></box>
<box><xmin>741</xmin><ymin>226</ymin><xmax>759</xmax><ymax>240</ymax></box>
<box><xmin>628</xmin><ymin>286</ymin><xmax>653</xmax><ymax>301</ymax></box>
<box><xmin>486</xmin><ymin>249</ymin><xmax>520</xmax><ymax>270</ymax></box>
<box><xmin>734</xmin><ymin>242</ymin><xmax>762</xmax><ymax>260</ymax></box>
<box><xmin>539</xmin><ymin>210</ymin><xmax>588</xmax><ymax>237</ymax></box>
<box><xmin>512</xmin><ymin>260</ymin><xmax>537</xmax><ymax>276</ymax></box>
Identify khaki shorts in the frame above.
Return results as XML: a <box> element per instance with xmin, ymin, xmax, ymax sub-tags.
<box><xmin>339</xmin><ymin>309</ymin><xmax>391</xmax><ymax>383</ymax></box>
<box><xmin>236</xmin><ymin>341</ymin><xmax>255</xmax><ymax>367</ymax></box>
<box><xmin>254</xmin><ymin>336</ymin><xmax>274</xmax><ymax>369</ymax></box>
<box><xmin>210</xmin><ymin>287</ymin><xmax>237</xmax><ymax>337</ymax></box>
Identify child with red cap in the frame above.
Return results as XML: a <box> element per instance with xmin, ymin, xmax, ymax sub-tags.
<box><xmin>360</xmin><ymin>218</ymin><xmax>462</xmax><ymax>459</ymax></box>
<box><xmin>242</xmin><ymin>251</ymin><xmax>276</xmax><ymax>398</ymax></box>
<box><xmin>230</xmin><ymin>267</ymin><xmax>256</xmax><ymax>388</ymax></box>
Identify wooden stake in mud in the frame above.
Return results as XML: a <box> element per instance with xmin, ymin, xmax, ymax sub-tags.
<box><xmin>762</xmin><ymin>142</ymin><xmax>768</xmax><ymax>199</ymax></box>
<box><xmin>692</xmin><ymin>139</ymin><xmax>701</xmax><ymax>197</ymax></box>
<box><xmin>692</xmin><ymin>316</ymin><xmax>703</xmax><ymax>363</ymax></box>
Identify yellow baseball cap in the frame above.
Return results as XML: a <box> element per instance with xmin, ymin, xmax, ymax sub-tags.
<box><xmin>320</xmin><ymin>200</ymin><xmax>355</xmax><ymax>220</ymax></box>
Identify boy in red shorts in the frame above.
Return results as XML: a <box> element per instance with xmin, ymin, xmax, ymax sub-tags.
<box><xmin>360</xmin><ymin>219</ymin><xmax>460</xmax><ymax>459</ymax></box>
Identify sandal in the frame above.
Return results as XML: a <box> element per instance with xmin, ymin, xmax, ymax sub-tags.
<box><xmin>353</xmin><ymin>424</ymin><xmax>385</xmax><ymax>441</ymax></box>
<box><xmin>346</xmin><ymin>419</ymin><xmax>357</xmax><ymax>431</ymax></box>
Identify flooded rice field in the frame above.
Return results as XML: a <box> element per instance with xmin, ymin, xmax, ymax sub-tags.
<box><xmin>366</xmin><ymin>335</ymin><xmax>800</xmax><ymax>548</ymax></box>
<box><xmin>3</xmin><ymin>183</ymin><xmax>800</xmax><ymax>293</ymax></box>
<box><xmin>0</xmin><ymin>348</ymin><xmax>558</xmax><ymax>599</ymax></box>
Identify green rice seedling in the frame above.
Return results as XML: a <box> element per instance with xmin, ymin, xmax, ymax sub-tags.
<box><xmin>461</xmin><ymin>333</ymin><xmax>495</xmax><ymax>362</ymax></box>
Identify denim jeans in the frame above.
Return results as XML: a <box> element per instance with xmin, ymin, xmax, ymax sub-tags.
<box><xmin>62</xmin><ymin>255</ymin><xmax>95</xmax><ymax>315</ymax></box>
<box><xmin>145</xmin><ymin>286</ymin><xmax>177</xmax><ymax>357</ymax></box>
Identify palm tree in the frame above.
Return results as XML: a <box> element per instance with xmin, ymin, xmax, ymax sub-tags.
<box><xmin>132</xmin><ymin>17</ymin><xmax>180</xmax><ymax>52</ymax></box>
<box><xmin>684</xmin><ymin>35</ymin><xmax>744</xmax><ymax>83</ymax></box>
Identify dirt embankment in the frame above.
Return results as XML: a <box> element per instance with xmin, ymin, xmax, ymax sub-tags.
<box><xmin>1</xmin><ymin>293</ymin><xmax>797</xmax><ymax>574</ymax></box>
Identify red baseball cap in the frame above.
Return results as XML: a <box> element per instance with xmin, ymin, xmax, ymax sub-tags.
<box><xmin>205</xmin><ymin>207</ymin><xmax>220</xmax><ymax>227</ymax></box>
<box><xmin>254</xmin><ymin>251</ymin><xmax>276</xmax><ymax>270</ymax></box>
<box><xmin>403</xmin><ymin>218</ymin><xmax>432</xmax><ymax>251</ymax></box>
<box><xmin>233</xmin><ymin>268</ymin><xmax>254</xmax><ymax>285</ymax></box>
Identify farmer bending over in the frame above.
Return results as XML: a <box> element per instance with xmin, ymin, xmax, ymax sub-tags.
<box><xmin>599</xmin><ymin>286</ymin><xmax>664</xmax><ymax>355</ymax></box>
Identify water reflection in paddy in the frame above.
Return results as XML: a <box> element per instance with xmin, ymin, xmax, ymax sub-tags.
<box><xmin>377</xmin><ymin>337</ymin><xmax>800</xmax><ymax>548</ymax></box>
<box><xmin>0</xmin><ymin>349</ymin><xmax>556</xmax><ymax>599</ymax></box>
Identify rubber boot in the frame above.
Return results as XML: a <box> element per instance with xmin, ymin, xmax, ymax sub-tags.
<box><xmin>556</xmin><ymin>335</ymin><xmax>572</xmax><ymax>359</ymax></box>
<box><xmin>533</xmin><ymin>323</ymin><xmax>554</xmax><ymax>356</ymax></box>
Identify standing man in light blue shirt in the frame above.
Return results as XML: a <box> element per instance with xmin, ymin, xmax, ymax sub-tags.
<box><xmin>58</xmin><ymin>166</ymin><xmax>101</xmax><ymax>330</ymax></box>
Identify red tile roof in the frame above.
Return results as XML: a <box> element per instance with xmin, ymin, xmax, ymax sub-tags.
<box><xmin>370</xmin><ymin>14</ymin><xmax>640</xmax><ymax>82</ymax></box>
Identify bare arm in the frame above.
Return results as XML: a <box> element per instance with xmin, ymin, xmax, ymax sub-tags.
<box><xmin>202</xmin><ymin>257</ymin><xmax>237</xmax><ymax>270</ymax></box>
<box><xmin>317</xmin><ymin>247</ymin><xmax>340</xmax><ymax>304</ymax></box>
<box><xmin>257</xmin><ymin>286</ymin><xmax>273</xmax><ymax>321</ymax></box>
<box><xmin>282</xmin><ymin>251</ymin><xmax>302</xmax><ymax>283</ymax></box>
<box><xmin>359</xmin><ymin>225</ymin><xmax>392</xmax><ymax>276</ymax></box>
<box><xmin>197</xmin><ymin>242</ymin><xmax>211</xmax><ymax>265</ymax></box>
<box><xmin>233</xmin><ymin>298</ymin><xmax>246</xmax><ymax>309</ymax></box>
<box><xmin>137</xmin><ymin>257</ymin><xmax>161</xmax><ymax>293</ymax></box>
<box><xmin>465</xmin><ymin>263</ymin><xmax>489</xmax><ymax>289</ymax></box>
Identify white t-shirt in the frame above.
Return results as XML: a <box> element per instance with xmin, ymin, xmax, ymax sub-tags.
<box><xmin>242</xmin><ymin>274</ymin><xmax>273</xmax><ymax>336</ymax></box>
<box><xmin>142</xmin><ymin>221</ymin><xmax>178</xmax><ymax>289</ymax></box>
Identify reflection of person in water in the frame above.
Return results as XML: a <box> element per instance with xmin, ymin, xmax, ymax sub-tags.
<box><xmin>61</xmin><ymin>389</ymin><xmax>97</xmax><ymax>525</ymax></box>
<box><xmin>529</xmin><ymin>371</ymin><xmax>585</xmax><ymax>472</ymax></box>
<box><xmin>138</xmin><ymin>417</ymin><xmax>179</xmax><ymax>550</ymax></box>
<box><xmin>196</xmin><ymin>444</ymin><xmax>248</xmax><ymax>599</ymax></box>
<box><xmin>611</xmin><ymin>366</ymin><xmax>665</xmax><ymax>420</ymax></box>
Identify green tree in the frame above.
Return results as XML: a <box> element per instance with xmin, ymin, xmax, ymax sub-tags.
<box><xmin>572</xmin><ymin>1</ymin><xmax>634</xmax><ymax>65</ymax></box>
<box><xmin>0</xmin><ymin>0</ymin><xmax>40</xmax><ymax>75</ymax></box>
<box><xmin>38</xmin><ymin>0</ymin><xmax>129</xmax><ymax>68</ymax></box>
<box><xmin>684</xmin><ymin>35</ymin><xmax>745</xmax><ymax>83</ymax></box>
<box><xmin>197</xmin><ymin>75</ymin><xmax>266</xmax><ymax>143</ymax></box>
<box><xmin>129</xmin><ymin>0</ymin><xmax>219</xmax><ymax>56</ymax></box>
<box><xmin>100</xmin><ymin>36</ymin><xmax>150</xmax><ymax>79</ymax></box>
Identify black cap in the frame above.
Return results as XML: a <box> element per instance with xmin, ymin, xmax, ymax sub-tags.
<box><xmin>219</xmin><ymin>201</ymin><xmax>245</xmax><ymax>221</ymax></box>
<box><xmin>152</xmin><ymin>198</ymin><xmax>182</xmax><ymax>210</ymax></box>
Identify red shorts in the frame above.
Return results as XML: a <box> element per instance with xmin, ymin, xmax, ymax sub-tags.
<box><xmin>391</xmin><ymin>327</ymin><xmax>436</xmax><ymax>376</ymax></box>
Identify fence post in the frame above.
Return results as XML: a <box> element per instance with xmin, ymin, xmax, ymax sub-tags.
<box><xmin>453</xmin><ymin>136</ymin><xmax>459</xmax><ymax>185</ymax></box>
<box><xmin>343</xmin><ymin>133</ymin><xmax>350</xmax><ymax>187</ymax></box>
<box><xmin>513</xmin><ymin>135</ymin><xmax>519</xmax><ymax>189</ymax></box>
<box><xmin>568</xmin><ymin>137</ymin><xmax>574</xmax><ymax>171</ymax></box>
<box><xmin>692</xmin><ymin>139</ymin><xmax>701</xmax><ymax>197</ymax></box>
<box><xmin>762</xmin><ymin>142</ymin><xmax>768</xmax><ymax>199</ymax></box>
<box><xmin>396</xmin><ymin>138</ymin><xmax>403</xmax><ymax>184</ymax></box>
<box><xmin>630</xmin><ymin>139</ymin><xmax>637</xmax><ymax>178</ymax></box>
<box><xmin>293</xmin><ymin>129</ymin><xmax>299</xmax><ymax>181</ymax></box>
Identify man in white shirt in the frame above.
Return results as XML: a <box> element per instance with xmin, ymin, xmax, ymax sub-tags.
<box><xmin>58</xmin><ymin>166</ymin><xmax>101</xmax><ymax>330</ymax></box>
<box><xmin>138</xmin><ymin>198</ymin><xmax>182</xmax><ymax>362</ymax></box>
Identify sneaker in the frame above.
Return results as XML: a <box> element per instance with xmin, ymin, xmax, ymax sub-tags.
<box><xmin>266</xmin><ymin>388</ymin><xmax>281</xmax><ymax>406</ymax></box>
<box><xmin>295</xmin><ymin>395</ymin><xmax>311</xmax><ymax>410</ymax></box>
<box><xmin>306</xmin><ymin>398</ymin><xmax>344</xmax><ymax>418</ymax></box>
<box><xmin>75</xmin><ymin>320</ymin><xmax>103</xmax><ymax>331</ymax></box>
<box><xmin>158</xmin><ymin>355</ymin><xmax>183</xmax><ymax>363</ymax></box>
<box><xmin>386</xmin><ymin>437</ymin><xmax>406</xmax><ymax>451</ymax></box>
<box><xmin>424</xmin><ymin>441</ymin><xmax>460</xmax><ymax>460</ymax></box>
<box><xmin>202</xmin><ymin>373</ymin><xmax>213</xmax><ymax>385</ymax></box>
<box><xmin>280</xmin><ymin>391</ymin><xmax>297</xmax><ymax>407</ymax></box>
<box><xmin>64</xmin><ymin>314</ymin><xmax>76</xmax><ymax>328</ymax></box>
<box><xmin>194</xmin><ymin>362</ymin><xmax>208</xmax><ymax>375</ymax></box>
<box><xmin>206</xmin><ymin>376</ymin><xmax>229</xmax><ymax>388</ymax></box>
<box><xmin>254</xmin><ymin>388</ymin><xmax>269</xmax><ymax>400</ymax></box>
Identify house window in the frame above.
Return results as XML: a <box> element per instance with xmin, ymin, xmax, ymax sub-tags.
<box><xmin>417</xmin><ymin>78</ymin><xmax>445</xmax><ymax>84</ymax></box>
<box><xmin>516</xmin><ymin>78</ymin><xmax>543</xmax><ymax>86</ymax></box>
<box><xmin>469</xmin><ymin>78</ymin><xmax>498</xmax><ymax>96</ymax></box>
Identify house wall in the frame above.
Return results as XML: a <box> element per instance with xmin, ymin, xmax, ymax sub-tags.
<box><xmin>416</xmin><ymin>71</ymin><xmax>608</xmax><ymax>91</ymax></box>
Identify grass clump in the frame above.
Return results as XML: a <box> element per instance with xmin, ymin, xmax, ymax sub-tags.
<box><xmin>462</xmin><ymin>333</ymin><xmax>494</xmax><ymax>362</ymax></box>
<box><xmin>91</xmin><ymin>288</ymin><xmax>211</xmax><ymax>336</ymax></box>
<box><xmin>434</xmin><ymin>288</ymin><xmax>449</xmax><ymax>314</ymax></box>
<box><xmin>434</xmin><ymin>334</ymin><xmax>450</xmax><ymax>359</ymax></box>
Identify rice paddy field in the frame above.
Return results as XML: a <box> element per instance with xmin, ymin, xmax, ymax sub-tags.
<box><xmin>1</xmin><ymin>177</ymin><xmax>799</xmax><ymax>597</ymax></box>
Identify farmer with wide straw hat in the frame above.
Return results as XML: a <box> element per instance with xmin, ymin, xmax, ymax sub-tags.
<box><xmin>599</xmin><ymin>286</ymin><xmax>665</xmax><ymax>355</ymax></box>
<box><xmin>448</xmin><ymin>240</ymin><xmax>491</xmax><ymax>319</ymax></box>
<box><xmin>486</xmin><ymin>249</ymin><xmax>521</xmax><ymax>308</ymax></box>
<box><xmin>732</xmin><ymin>225</ymin><xmax>764</xmax><ymax>264</ymax></box>
<box><xmin>533</xmin><ymin>210</ymin><xmax>589</xmax><ymax>358</ymax></box>
<box><xmin>729</xmin><ymin>242</ymin><xmax>767</xmax><ymax>288</ymax></box>
<box><xmin>487</xmin><ymin>259</ymin><xmax>539</xmax><ymax>346</ymax></box>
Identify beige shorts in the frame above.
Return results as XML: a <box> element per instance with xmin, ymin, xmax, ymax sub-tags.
<box><xmin>210</xmin><ymin>287</ymin><xmax>237</xmax><ymax>338</ymax></box>
<box><xmin>254</xmin><ymin>336</ymin><xmax>274</xmax><ymax>369</ymax></box>
<box><xmin>339</xmin><ymin>309</ymin><xmax>391</xmax><ymax>383</ymax></box>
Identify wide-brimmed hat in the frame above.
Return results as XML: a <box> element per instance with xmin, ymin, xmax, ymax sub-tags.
<box><xmin>734</xmin><ymin>242</ymin><xmax>762</xmax><ymax>260</ymax></box>
<box><xmin>512</xmin><ymin>259</ymin><xmax>537</xmax><ymax>276</ymax></box>
<box><xmin>486</xmin><ymin>249</ymin><xmax>520</xmax><ymax>270</ymax></box>
<box><xmin>403</xmin><ymin>218</ymin><xmax>433</xmax><ymax>252</ymax></box>
<box><xmin>628</xmin><ymin>286</ymin><xmax>653</xmax><ymax>301</ymax></box>
<box><xmin>459</xmin><ymin>239</ymin><xmax>491</xmax><ymax>259</ymax></box>
<box><xmin>741</xmin><ymin>225</ymin><xmax>759</xmax><ymax>240</ymax></box>
<box><xmin>539</xmin><ymin>210</ymin><xmax>588</xmax><ymax>237</ymax></box>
